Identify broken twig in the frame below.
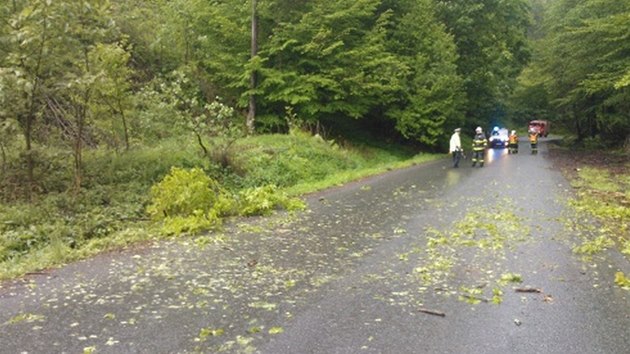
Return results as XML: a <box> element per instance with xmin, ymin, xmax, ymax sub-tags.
<box><xmin>515</xmin><ymin>287</ymin><xmax>542</xmax><ymax>293</ymax></box>
<box><xmin>418</xmin><ymin>308</ymin><xmax>446</xmax><ymax>317</ymax></box>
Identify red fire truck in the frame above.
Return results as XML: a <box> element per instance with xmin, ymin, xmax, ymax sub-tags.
<box><xmin>528</xmin><ymin>120</ymin><xmax>549</xmax><ymax>137</ymax></box>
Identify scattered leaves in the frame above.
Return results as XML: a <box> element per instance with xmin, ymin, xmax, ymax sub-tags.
<box><xmin>197</xmin><ymin>327</ymin><xmax>225</xmax><ymax>342</ymax></box>
<box><xmin>614</xmin><ymin>272</ymin><xmax>630</xmax><ymax>290</ymax></box>
<box><xmin>268</xmin><ymin>326</ymin><xmax>284</xmax><ymax>334</ymax></box>
<box><xmin>6</xmin><ymin>313</ymin><xmax>45</xmax><ymax>325</ymax></box>
<box><xmin>499</xmin><ymin>273</ymin><xmax>523</xmax><ymax>285</ymax></box>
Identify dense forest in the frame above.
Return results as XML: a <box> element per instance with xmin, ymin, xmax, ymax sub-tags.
<box><xmin>0</xmin><ymin>1</ymin><xmax>629</xmax><ymax>271</ymax></box>
<box><xmin>1</xmin><ymin>0</ymin><xmax>628</xmax><ymax>196</ymax></box>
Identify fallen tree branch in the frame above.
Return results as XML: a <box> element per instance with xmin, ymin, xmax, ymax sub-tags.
<box><xmin>460</xmin><ymin>294</ymin><xmax>490</xmax><ymax>303</ymax></box>
<box><xmin>515</xmin><ymin>287</ymin><xmax>542</xmax><ymax>293</ymax></box>
<box><xmin>418</xmin><ymin>308</ymin><xmax>446</xmax><ymax>317</ymax></box>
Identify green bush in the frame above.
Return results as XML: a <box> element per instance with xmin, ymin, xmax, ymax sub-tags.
<box><xmin>159</xmin><ymin>210</ymin><xmax>222</xmax><ymax>236</ymax></box>
<box><xmin>147</xmin><ymin>167</ymin><xmax>236</xmax><ymax>235</ymax></box>
<box><xmin>147</xmin><ymin>167</ymin><xmax>305</xmax><ymax>234</ymax></box>
<box><xmin>147</xmin><ymin>167</ymin><xmax>223</xmax><ymax>218</ymax></box>
<box><xmin>237</xmin><ymin>185</ymin><xmax>305</xmax><ymax>216</ymax></box>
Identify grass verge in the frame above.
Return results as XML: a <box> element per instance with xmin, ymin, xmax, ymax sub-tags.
<box><xmin>0</xmin><ymin>132</ymin><xmax>442</xmax><ymax>280</ymax></box>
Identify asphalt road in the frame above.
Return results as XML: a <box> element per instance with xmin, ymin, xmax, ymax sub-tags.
<box><xmin>1</xmin><ymin>139</ymin><xmax>629</xmax><ymax>354</ymax></box>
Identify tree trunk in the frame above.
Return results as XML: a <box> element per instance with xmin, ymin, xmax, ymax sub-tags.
<box><xmin>74</xmin><ymin>104</ymin><xmax>84</xmax><ymax>192</ymax></box>
<box><xmin>24</xmin><ymin>115</ymin><xmax>34</xmax><ymax>199</ymax></box>
<box><xmin>22</xmin><ymin>3</ymin><xmax>50</xmax><ymax>200</ymax></box>
<box><xmin>195</xmin><ymin>131</ymin><xmax>208</xmax><ymax>156</ymax></box>
<box><xmin>246</xmin><ymin>0</ymin><xmax>258</xmax><ymax>135</ymax></box>
<box><xmin>573</xmin><ymin>107</ymin><xmax>584</xmax><ymax>141</ymax></box>
<box><xmin>118</xmin><ymin>100</ymin><xmax>130</xmax><ymax>150</ymax></box>
<box><xmin>73</xmin><ymin>48</ymin><xmax>92</xmax><ymax>193</ymax></box>
<box><xmin>1</xmin><ymin>140</ymin><xmax>6</xmax><ymax>176</ymax></box>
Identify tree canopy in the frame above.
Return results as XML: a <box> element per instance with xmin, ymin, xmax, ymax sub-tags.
<box><xmin>511</xmin><ymin>0</ymin><xmax>630</xmax><ymax>144</ymax></box>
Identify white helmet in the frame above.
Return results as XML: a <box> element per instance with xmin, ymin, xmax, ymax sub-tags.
<box><xmin>511</xmin><ymin>130</ymin><xmax>516</xmax><ymax>135</ymax></box>
<box><xmin>475</xmin><ymin>127</ymin><xmax>482</xmax><ymax>133</ymax></box>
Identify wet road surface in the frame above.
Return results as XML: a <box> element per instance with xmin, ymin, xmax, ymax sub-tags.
<box><xmin>1</xmin><ymin>139</ymin><xmax>629</xmax><ymax>353</ymax></box>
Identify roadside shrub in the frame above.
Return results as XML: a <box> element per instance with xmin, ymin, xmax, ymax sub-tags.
<box><xmin>148</xmin><ymin>167</ymin><xmax>222</xmax><ymax>217</ymax></box>
<box><xmin>147</xmin><ymin>167</ymin><xmax>306</xmax><ymax>234</ymax></box>
<box><xmin>237</xmin><ymin>185</ymin><xmax>305</xmax><ymax>216</ymax></box>
<box><xmin>159</xmin><ymin>210</ymin><xmax>222</xmax><ymax>236</ymax></box>
<box><xmin>147</xmin><ymin>167</ymin><xmax>235</xmax><ymax>235</ymax></box>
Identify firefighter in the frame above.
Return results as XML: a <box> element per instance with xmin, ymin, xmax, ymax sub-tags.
<box><xmin>508</xmin><ymin>130</ymin><xmax>519</xmax><ymax>154</ymax></box>
<box><xmin>528</xmin><ymin>129</ymin><xmax>539</xmax><ymax>155</ymax></box>
<box><xmin>472</xmin><ymin>126</ymin><xmax>487</xmax><ymax>167</ymax></box>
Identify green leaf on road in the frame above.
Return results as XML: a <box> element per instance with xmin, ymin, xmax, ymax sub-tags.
<box><xmin>269</xmin><ymin>326</ymin><xmax>284</xmax><ymax>334</ymax></box>
<box><xmin>614</xmin><ymin>272</ymin><xmax>630</xmax><ymax>290</ymax></box>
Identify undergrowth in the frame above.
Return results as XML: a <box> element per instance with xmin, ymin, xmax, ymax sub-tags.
<box><xmin>0</xmin><ymin>132</ymin><xmax>437</xmax><ymax>280</ymax></box>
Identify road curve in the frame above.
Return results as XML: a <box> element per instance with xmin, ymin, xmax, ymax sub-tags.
<box><xmin>1</xmin><ymin>138</ymin><xmax>629</xmax><ymax>353</ymax></box>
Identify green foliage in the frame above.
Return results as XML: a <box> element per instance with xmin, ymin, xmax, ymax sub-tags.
<box><xmin>506</xmin><ymin>67</ymin><xmax>553</xmax><ymax>126</ymax></box>
<box><xmin>148</xmin><ymin>167</ymin><xmax>222</xmax><ymax>218</ymax></box>
<box><xmin>499</xmin><ymin>273</ymin><xmax>523</xmax><ymax>285</ymax></box>
<box><xmin>90</xmin><ymin>42</ymin><xmax>134</xmax><ymax>149</ymax></box>
<box><xmin>573</xmin><ymin>167</ymin><xmax>622</xmax><ymax>193</ymax></box>
<box><xmin>522</xmin><ymin>0</ymin><xmax>630</xmax><ymax>143</ymax></box>
<box><xmin>558</xmin><ymin>151</ymin><xmax>629</xmax><ymax>281</ymax></box>
<box><xmin>237</xmin><ymin>185</ymin><xmax>305</xmax><ymax>216</ymax></box>
<box><xmin>383</xmin><ymin>0</ymin><xmax>465</xmax><ymax>146</ymax></box>
<box><xmin>459</xmin><ymin>286</ymin><xmax>484</xmax><ymax>305</ymax></box>
<box><xmin>0</xmin><ymin>0</ymin><xmax>547</xmax><ymax>278</ymax></box>
<box><xmin>573</xmin><ymin>234</ymin><xmax>615</xmax><ymax>255</ymax></box>
<box><xmin>436</xmin><ymin>0</ymin><xmax>532</xmax><ymax>125</ymax></box>
<box><xmin>233</xmin><ymin>133</ymin><xmax>358</xmax><ymax>188</ymax></box>
<box><xmin>159</xmin><ymin>211</ymin><xmax>222</xmax><ymax>236</ymax></box>
<box><xmin>195</xmin><ymin>99</ymin><xmax>245</xmax><ymax>167</ymax></box>
<box><xmin>569</xmin><ymin>167</ymin><xmax>630</xmax><ymax>225</ymax></box>
<box><xmin>82</xmin><ymin>141</ymin><xmax>206</xmax><ymax>188</ymax></box>
<box><xmin>147</xmin><ymin>167</ymin><xmax>230</xmax><ymax>235</ymax></box>
<box><xmin>492</xmin><ymin>287</ymin><xmax>504</xmax><ymax>304</ymax></box>
<box><xmin>0</xmin><ymin>188</ymin><xmax>143</xmax><ymax>262</ymax></box>
<box><xmin>255</xmin><ymin>0</ymin><xmax>466</xmax><ymax>146</ymax></box>
<box><xmin>198</xmin><ymin>327</ymin><xmax>225</xmax><ymax>342</ymax></box>
<box><xmin>131</xmin><ymin>77</ymin><xmax>190</xmax><ymax>142</ymax></box>
<box><xmin>615</xmin><ymin>272</ymin><xmax>630</xmax><ymax>290</ymax></box>
<box><xmin>146</xmin><ymin>166</ymin><xmax>304</xmax><ymax>234</ymax></box>
<box><xmin>259</xmin><ymin>0</ymin><xmax>398</xmax><ymax>120</ymax></box>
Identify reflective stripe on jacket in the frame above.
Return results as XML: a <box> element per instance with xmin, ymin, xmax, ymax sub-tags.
<box><xmin>472</xmin><ymin>133</ymin><xmax>487</xmax><ymax>151</ymax></box>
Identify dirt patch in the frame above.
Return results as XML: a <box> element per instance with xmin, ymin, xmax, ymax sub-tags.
<box><xmin>547</xmin><ymin>143</ymin><xmax>629</xmax><ymax>180</ymax></box>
